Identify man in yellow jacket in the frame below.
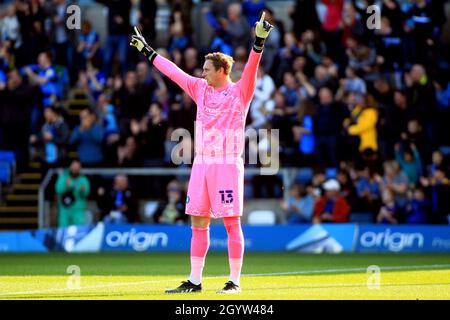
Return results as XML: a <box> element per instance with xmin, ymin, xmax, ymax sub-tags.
<box><xmin>344</xmin><ymin>95</ymin><xmax>379</xmax><ymax>153</ymax></box>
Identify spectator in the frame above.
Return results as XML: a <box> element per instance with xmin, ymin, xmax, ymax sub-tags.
<box><xmin>97</xmin><ymin>93</ymin><xmax>119</xmax><ymax>139</ymax></box>
<box><xmin>274</xmin><ymin>32</ymin><xmax>303</xmax><ymax>84</ymax></box>
<box><xmin>167</xmin><ymin>11</ymin><xmax>190</xmax><ymax>55</ymax></box>
<box><xmin>405</xmin><ymin>187</ymin><xmax>429</xmax><ymax>224</ymax></box>
<box><xmin>312</xmin><ymin>179</ymin><xmax>351</xmax><ymax>223</ymax></box>
<box><xmin>222</xmin><ymin>3</ymin><xmax>251</xmax><ymax>50</ymax></box>
<box><xmin>395</xmin><ymin>142</ymin><xmax>422</xmax><ymax>187</ymax></box>
<box><xmin>116</xmin><ymin>135</ymin><xmax>142</xmax><ymax>167</ymax></box>
<box><xmin>378</xmin><ymin>89</ymin><xmax>413</xmax><ymax>159</ymax></box>
<box><xmin>314</xmin><ymin>87</ymin><xmax>346</xmax><ymax>167</ymax></box>
<box><xmin>182</xmin><ymin>47</ymin><xmax>199</xmax><ymax>75</ymax></box>
<box><xmin>282</xmin><ymin>183</ymin><xmax>315</xmax><ymax>223</ymax></box>
<box><xmin>336</xmin><ymin>67</ymin><xmax>366</xmax><ymax>100</ymax></box>
<box><xmin>399</xmin><ymin>118</ymin><xmax>428</xmax><ymax>165</ymax></box>
<box><xmin>343</xmin><ymin>94</ymin><xmax>379</xmax><ymax>158</ymax></box>
<box><xmin>0</xmin><ymin>69</ymin><xmax>35</xmax><ymax>169</ymax></box>
<box><xmin>376</xmin><ymin>188</ymin><xmax>398</xmax><ymax>224</ymax></box>
<box><xmin>77</xmin><ymin>57</ymin><xmax>106</xmax><ymax>102</ymax></box>
<box><xmin>154</xmin><ymin>180</ymin><xmax>188</xmax><ymax>224</ymax></box>
<box><xmin>289</xmin><ymin>0</ymin><xmax>321</xmax><ymax>36</ymax></box>
<box><xmin>345</xmin><ymin>36</ymin><xmax>377</xmax><ymax>76</ymax></box>
<box><xmin>29</xmin><ymin>106</ymin><xmax>70</xmax><ymax>170</ymax></box>
<box><xmin>22</xmin><ymin>51</ymin><xmax>59</xmax><ymax>108</ymax></box>
<box><xmin>354</xmin><ymin>165</ymin><xmax>381</xmax><ymax>214</ymax></box>
<box><xmin>404</xmin><ymin>64</ymin><xmax>438</xmax><ymax>146</ymax></box>
<box><xmin>97</xmin><ymin>174</ymin><xmax>139</xmax><ymax>224</ymax></box>
<box><xmin>97</xmin><ymin>0</ymin><xmax>131</xmax><ymax>76</ymax></box>
<box><xmin>55</xmin><ymin>159</ymin><xmax>90</xmax><ymax>227</ymax></box>
<box><xmin>302</xmin><ymin>29</ymin><xmax>327</xmax><ymax>66</ymax></box>
<box><xmin>46</xmin><ymin>0</ymin><xmax>73</xmax><ymax>66</ymax></box>
<box><xmin>320</xmin><ymin>0</ymin><xmax>344</xmax><ymax>59</ymax></box>
<box><xmin>132</xmin><ymin>102</ymin><xmax>169</xmax><ymax>166</ymax></box>
<box><xmin>76</xmin><ymin>20</ymin><xmax>100</xmax><ymax>69</ymax></box>
<box><xmin>425</xmin><ymin>150</ymin><xmax>448</xmax><ymax>178</ymax></box>
<box><xmin>420</xmin><ymin>168</ymin><xmax>450</xmax><ymax>224</ymax></box>
<box><xmin>70</xmin><ymin>108</ymin><xmax>105</xmax><ymax>166</ymax></box>
<box><xmin>113</xmin><ymin>70</ymin><xmax>150</xmax><ymax>133</ymax></box>
<box><xmin>380</xmin><ymin>160</ymin><xmax>409</xmax><ymax>220</ymax></box>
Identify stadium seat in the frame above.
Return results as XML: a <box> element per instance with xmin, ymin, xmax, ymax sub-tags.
<box><xmin>349</xmin><ymin>212</ymin><xmax>374</xmax><ymax>224</ymax></box>
<box><xmin>0</xmin><ymin>150</ymin><xmax>15</xmax><ymax>167</ymax></box>
<box><xmin>0</xmin><ymin>162</ymin><xmax>11</xmax><ymax>184</ymax></box>
<box><xmin>247</xmin><ymin>210</ymin><xmax>276</xmax><ymax>225</ymax></box>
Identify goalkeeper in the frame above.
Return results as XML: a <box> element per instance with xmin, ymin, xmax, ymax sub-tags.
<box><xmin>130</xmin><ymin>12</ymin><xmax>273</xmax><ymax>294</ymax></box>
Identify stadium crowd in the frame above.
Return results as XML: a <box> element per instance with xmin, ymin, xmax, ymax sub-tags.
<box><xmin>0</xmin><ymin>0</ymin><xmax>449</xmax><ymax>226</ymax></box>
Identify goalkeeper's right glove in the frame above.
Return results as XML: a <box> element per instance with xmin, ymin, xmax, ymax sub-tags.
<box><xmin>130</xmin><ymin>26</ymin><xmax>158</xmax><ymax>63</ymax></box>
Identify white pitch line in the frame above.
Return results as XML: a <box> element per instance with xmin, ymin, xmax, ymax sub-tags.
<box><xmin>242</xmin><ymin>263</ymin><xmax>450</xmax><ymax>277</ymax></box>
<box><xmin>0</xmin><ymin>263</ymin><xmax>449</xmax><ymax>297</ymax></box>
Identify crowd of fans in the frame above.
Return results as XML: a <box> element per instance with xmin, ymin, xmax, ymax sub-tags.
<box><xmin>0</xmin><ymin>0</ymin><xmax>449</xmax><ymax>225</ymax></box>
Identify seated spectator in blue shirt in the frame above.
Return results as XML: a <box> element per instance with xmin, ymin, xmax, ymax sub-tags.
<box><xmin>405</xmin><ymin>188</ymin><xmax>429</xmax><ymax>224</ymax></box>
<box><xmin>77</xmin><ymin>20</ymin><xmax>100</xmax><ymax>68</ymax></box>
<box><xmin>282</xmin><ymin>183</ymin><xmax>315</xmax><ymax>223</ymax></box>
<box><xmin>22</xmin><ymin>51</ymin><xmax>59</xmax><ymax>107</ymax></box>
<box><xmin>70</xmin><ymin>108</ymin><xmax>105</xmax><ymax>166</ymax></box>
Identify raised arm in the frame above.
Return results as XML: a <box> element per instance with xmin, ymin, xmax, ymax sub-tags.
<box><xmin>239</xmin><ymin>12</ymin><xmax>274</xmax><ymax>106</ymax></box>
<box><xmin>129</xmin><ymin>26</ymin><xmax>202</xmax><ymax>101</ymax></box>
<box><xmin>153</xmin><ymin>55</ymin><xmax>202</xmax><ymax>101</ymax></box>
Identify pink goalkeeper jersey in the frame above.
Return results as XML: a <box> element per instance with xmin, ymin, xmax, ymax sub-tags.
<box><xmin>153</xmin><ymin>50</ymin><xmax>262</xmax><ymax>159</ymax></box>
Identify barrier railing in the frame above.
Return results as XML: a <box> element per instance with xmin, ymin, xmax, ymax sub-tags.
<box><xmin>39</xmin><ymin>167</ymin><xmax>297</xmax><ymax>229</ymax></box>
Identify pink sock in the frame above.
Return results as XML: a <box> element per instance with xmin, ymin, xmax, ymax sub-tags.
<box><xmin>224</xmin><ymin>217</ymin><xmax>244</xmax><ymax>286</ymax></box>
<box><xmin>189</xmin><ymin>226</ymin><xmax>210</xmax><ymax>285</ymax></box>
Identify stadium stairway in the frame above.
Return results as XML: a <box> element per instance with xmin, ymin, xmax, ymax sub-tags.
<box><xmin>0</xmin><ymin>162</ymin><xmax>42</xmax><ymax>231</ymax></box>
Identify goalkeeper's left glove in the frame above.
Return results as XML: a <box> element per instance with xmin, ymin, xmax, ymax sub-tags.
<box><xmin>253</xmin><ymin>11</ymin><xmax>274</xmax><ymax>53</ymax></box>
<box><xmin>130</xmin><ymin>26</ymin><xmax>158</xmax><ymax>63</ymax></box>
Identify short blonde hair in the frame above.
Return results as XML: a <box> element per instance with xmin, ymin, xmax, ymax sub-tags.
<box><xmin>204</xmin><ymin>52</ymin><xmax>234</xmax><ymax>75</ymax></box>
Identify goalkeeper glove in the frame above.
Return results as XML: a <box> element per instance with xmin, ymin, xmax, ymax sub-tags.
<box><xmin>129</xmin><ymin>26</ymin><xmax>158</xmax><ymax>63</ymax></box>
<box><xmin>253</xmin><ymin>11</ymin><xmax>274</xmax><ymax>53</ymax></box>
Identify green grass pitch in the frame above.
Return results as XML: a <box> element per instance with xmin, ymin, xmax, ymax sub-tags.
<box><xmin>0</xmin><ymin>252</ymin><xmax>449</xmax><ymax>300</ymax></box>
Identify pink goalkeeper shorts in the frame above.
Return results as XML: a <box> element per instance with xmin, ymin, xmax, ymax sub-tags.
<box><xmin>185</xmin><ymin>156</ymin><xmax>244</xmax><ymax>219</ymax></box>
